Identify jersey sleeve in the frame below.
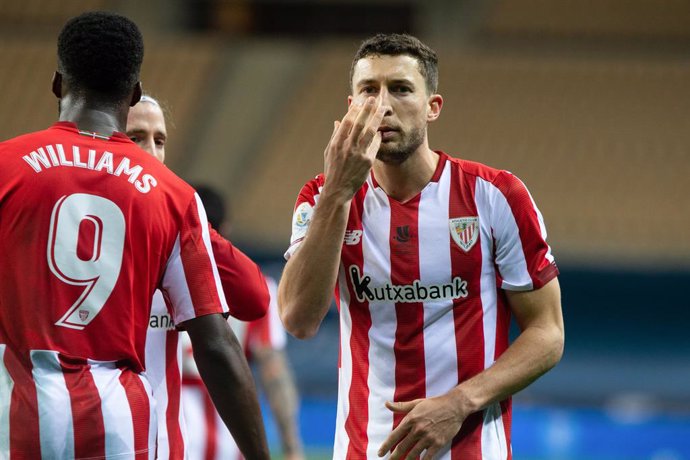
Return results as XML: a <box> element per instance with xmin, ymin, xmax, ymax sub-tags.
<box><xmin>488</xmin><ymin>171</ymin><xmax>559</xmax><ymax>291</ymax></box>
<box><xmin>209</xmin><ymin>225</ymin><xmax>269</xmax><ymax>321</ymax></box>
<box><xmin>284</xmin><ymin>175</ymin><xmax>323</xmax><ymax>260</ymax></box>
<box><xmin>161</xmin><ymin>193</ymin><xmax>229</xmax><ymax>326</ymax></box>
<box><xmin>246</xmin><ymin>276</ymin><xmax>287</xmax><ymax>354</ymax></box>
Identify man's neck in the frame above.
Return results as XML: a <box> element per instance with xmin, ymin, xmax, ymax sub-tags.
<box><xmin>372</xmin><ymin>146</ymin><xmax>440</xmax><ymax>203</ymax></box>
<box><xmin>58</xmin><ymin>96</ymin><xmax>127</xmax><ymax>136</ymax></box>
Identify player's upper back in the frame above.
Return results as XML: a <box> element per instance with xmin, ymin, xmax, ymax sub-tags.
<box><xmin>0</xmin><ymin>122</ymin><xmax>215</xmax><ymax>371</ymax></box>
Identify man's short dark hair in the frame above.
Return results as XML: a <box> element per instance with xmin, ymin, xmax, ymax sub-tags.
<box><xmin>350</xmin><ymin>33</ymin><xmax>438</xmax><ymax>95</ymax></box>
<box><xmin>57</xmin><ymin>11</ymin><xmax>144</xmax><ymax>102</ymax></box>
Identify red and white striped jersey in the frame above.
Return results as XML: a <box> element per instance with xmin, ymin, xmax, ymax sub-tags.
<box><xmin>286</xmin><ymin>152</ymin><xmax>558</xmax><ymax>459</ymax></box>
<box><xmin>0</xmin><ymin>122</ymin><xmax>228</xmax><ymax>459</ymax></box>
<box><xmin>180</xmin><ymin>277</ymin><xmax>286</xmax><ymax>460</ymax></box>
<box><xmin>145</xmin><ymin>229</ymin><xmax>271</xmax><ymax>459</ymax></box>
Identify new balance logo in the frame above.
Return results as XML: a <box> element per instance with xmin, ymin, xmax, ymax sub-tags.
<box><xmin>344</xmin><ymin>230</ymin><xmax>363</xmax><ymax>245</ymax></box>
<box><xmin>394</xmin><ymin>225</ymin><xmax>410</xmax><ymax>243</ymax></box>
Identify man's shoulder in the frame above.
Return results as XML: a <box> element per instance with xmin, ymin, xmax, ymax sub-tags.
<box><xmin>443</xmin><ymin>152</ymin><xmax>509</xmax><ymax>185</ymax></box>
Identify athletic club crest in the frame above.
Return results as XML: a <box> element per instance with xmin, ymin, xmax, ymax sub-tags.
<box><xmin>449</xmin><ymin>217</ymin><xmax>479</xmax><ymax>252</ymax></box>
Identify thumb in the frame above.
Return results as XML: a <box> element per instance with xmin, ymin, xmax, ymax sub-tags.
<box><xmin>385</xmin><ymin>399</ymin><xmax>421</xmax><ymax>413</ymax></box>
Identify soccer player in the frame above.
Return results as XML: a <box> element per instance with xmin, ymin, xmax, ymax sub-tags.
<box><xmin>0</xmin><ymin>12</ymin><xmax>268</xmax><ymax>460</ymax></box>
<box><xmin>278</xmin><ymin>33</ymin><xmax>564</xmax><ymax>459</ymax></box>
<box><xmin>127</xmin><ymin>96</ymin><xmax>271</xmax><ymax>458</ymax></box>
<box><xmin>127</xmin><ymin>98</ymin><xmax>304</xmax><ymax>459</ymax></box>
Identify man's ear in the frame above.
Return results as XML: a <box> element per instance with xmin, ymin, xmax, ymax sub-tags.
<box><xmin>427</xmin><ymin>94</ymin><xmax>443</xmax><ymax>123</ymax></box>
<box><xmin>52</xmin><ymin>71</ymin><xmax>62</xmax><ymax>99</ymax></box>
<box><xmin>347</xmin><ymin>95</ymin><xmax>353</xmax><ymax>107</ymax></box>
<box><xmin>130</xmin><ymin>82</ymin><xmax>142</xmax><ymax>107</ymax></box>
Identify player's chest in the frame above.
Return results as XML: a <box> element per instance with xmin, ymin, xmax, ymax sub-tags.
<box><xmin>340</xmin><ymin>190</ymin><xmax>489</xmax><ymax>285</ymax></box>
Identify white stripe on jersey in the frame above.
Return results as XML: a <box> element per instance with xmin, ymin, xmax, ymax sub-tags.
<box><xmin>418</xmin><ymin>167</ymin><xmax>456</xmax><ymax>460</ymax></box>
<box><xmin>145</xmin><ymin>291</ymin><xmax>172</xmax><ymax>459</ymax></box>
<box><xmin>194</xmin><ymin>193</ymin><xmax>229</xmax><ymax>314</ymax></box>
<box><xmin>162</xmin><ymin>234</ymin><xmax>197</xmax><ymax>325</ymax></box>
<box><xmin>30</xmin><ymin>350</ymin><xmax>75</xmax><ymax>458</ymax></box>
<box><xmin>89</xmin><ymin>361</ymin><xmax>136</xmax><ymax>457</ymax></box>
<box><xmin>476</xmin><ymin>177</ymin><xmax>533</xmax><ymax>291</ymax></box>
<box><xmin>362</xmin><ymin>186</ymin><xmax>396</xmax><ymax>458</ymax></box>
<box><xmin>333</xmin><ymin>264</ymin><xmax>352</xmax><ymax>459</ymax></box>
<box><xmin>266</xmin><ymin>277</ymin><xmax>287</xmax><ymax>350</ymax></box>
<box><xmin>0</xmin><ymin>345</ymin><xmax>12</xmax><ymax>459</ymax></box>
<box><xmin>474</xmin><ymin>179</ymin><xmax>499</xmax><ymax>369</ymax></box>
<box><xmin>482</xmin><ymin>402</ymin><xmax>508</xmax><ymax>459</ymax></box>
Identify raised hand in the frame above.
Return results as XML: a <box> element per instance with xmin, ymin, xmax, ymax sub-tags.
<box><xmin>322</xmin><ymin>96</ymin><xmax>385</xmax><ymax>203</ymax></box>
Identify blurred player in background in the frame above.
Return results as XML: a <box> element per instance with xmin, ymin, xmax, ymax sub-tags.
<box><xmin>279</xmin><ymin>33</ymin><xmax>564</xmax><ymax>459</ymax></box>
<box><xmin>127</xmin><ymin>95</ymin><xmax>270</xmax><ymax>458</ymax></box>
<box><xmin>127</xmin><ymin>97</ymin><xmax>304</xmax><ymax>460</ymax></box>
<box><xmin>0</xmin><ymin>11</ymin><xmax>268</xmax><ymax>460</ymax></box>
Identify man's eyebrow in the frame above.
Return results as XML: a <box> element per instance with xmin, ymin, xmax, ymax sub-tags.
<box><xmin>355</xmin><ymin>78</ymin><xmax>416</xmax><ymax>87</ymax></box>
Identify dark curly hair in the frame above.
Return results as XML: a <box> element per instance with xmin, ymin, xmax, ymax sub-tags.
<box><xmin>350</xmin><ymin>33</ymin><xmax>438</xmax><ymax>95</ymax></box>
<box><xmin>57</xmin><ymin>11</ymin><xmax>144</xmax><ymax>102</ymax></box>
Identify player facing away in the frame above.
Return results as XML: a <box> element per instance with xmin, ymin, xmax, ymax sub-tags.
<box><xmin>0</xmin><ymin>12</ymin><xmax>269</xmax><ymax>460</ymax></box>
<box><xmin>278</xmin><ymin>34</ymin><xmax>564</xmax><ymax>459</ymax></box>
<box><xmin>127</xmin><ymin>96</ymin><xmax>271</xmax><ymax>459</ymax></box>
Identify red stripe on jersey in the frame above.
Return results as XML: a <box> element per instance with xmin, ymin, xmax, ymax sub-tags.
<box><xmin>202</xmin><ymin>390</ymin><xmax>218</xmax><ymax>460</ymax></box>
<box><xmin>344</xmin><ymin>183</ymin><xmax>372</xmax><ymax>459</ymax></box>
<box><xmin>59</xmin><ymin>355</ymin><xmax>106</xmax><ymax>459</ymax></box>
<box><xmin>491</xmin><ymin>172</ymin><xmax>558</xmax><ymax>289</ymax></box>
<box><xmin>180</xmin><ymin>199</ymin><xmax>223</xmax><ymax>318</ymax></box>
<box><xmin>165</xmin><ymin>331</ymin><xmax>185</xmax><ymax>459</ymax></box>
<box><xmin>389</xmin><ymin>196</ymin><xmax>426</xmax><ymax>429</ymax></box>
<box><xmin>5</xmin><ymin>350</ymin><xmax>41</xmax><ymax>458</ymax></box>
<box><xmin>449</xmin><ymin>164</ymin><xmax>484</xmax><ymax>459</ymax></box>
<box><xmin>118</xmin><ymin>369</ymin><xmax>150</xmax><ymax>459</ymax></box>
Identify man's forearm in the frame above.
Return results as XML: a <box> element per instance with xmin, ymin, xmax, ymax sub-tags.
<box><xmin>278</xmin><ymin>194</ymin><xmax>350</xmax><ymax>339</ymax></box>
<box><xmin>448</xmin><ymin>322</ymin><xmax>564</xmax><ymax>415</ymax></box>
<box><xmin>254</xmin><ymin>348</ymin><xmax>304</xmax><ymax>457</ymax></box>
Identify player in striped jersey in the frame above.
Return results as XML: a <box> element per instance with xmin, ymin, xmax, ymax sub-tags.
<box><xmin>278</xmin><ymin>34</ymin><xmax>564</xmax><ymax>459</ymax></box>
<box><xmin>127</xmin><ymin>97</ymin><xmax>271</xmax><ymax>458</ymax></box>
<box><xmin>0</xmin><ymin>12</ymin><xmax>268</xmax><ymax>459</ymax></box>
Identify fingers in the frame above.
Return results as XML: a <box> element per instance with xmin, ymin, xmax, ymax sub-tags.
<box><xmin>385</xmin><ymin>399</ymin><xmax>422</xmax><ymax>413</ymax></box>
<box><xmin>378</xmin><ymin>415</ymin><xmax>412</xmax><ymax>457</ymax></box>
<box><xmin>333</xmin><ymin>97</ymin><xmax>384</xmax><ymax>154</ymax></box>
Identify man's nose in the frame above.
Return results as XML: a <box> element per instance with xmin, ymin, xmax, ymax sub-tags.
<box><xmin>376</xmin><ymin>88</ymin><xmax>393</xmax><ymax>115</ymax></box>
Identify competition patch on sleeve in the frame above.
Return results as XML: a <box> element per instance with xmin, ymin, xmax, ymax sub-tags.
<box><xmin>291</xmin><ymin>202</ymin><xmax>313</xmax><ymax>241</ymax></box>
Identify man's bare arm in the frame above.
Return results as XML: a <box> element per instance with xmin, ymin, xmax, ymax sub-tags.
<box><xmin>253</xmin><ymin>347</ymin><xmax>305</xmax><ymax>460</ymax></box>
<box><xmin>183</xmin><ymin>314</ymin><xmax>270</xmax><ymax>460</ymax></box>
<box><xmin>278</xmin><ymin>98</ymin><xmax>384</xmax><ymax>339</ymax></box>
<box><xmin>379</xmin><ymin>278</ymin><xmax>564</xmax><ymax>459</ymax></box>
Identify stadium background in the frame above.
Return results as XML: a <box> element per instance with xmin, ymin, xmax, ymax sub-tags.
<box><xmin>1</xmin><ymin>0</ymin><xmax>688</xmax><ymax>458</ymax></box>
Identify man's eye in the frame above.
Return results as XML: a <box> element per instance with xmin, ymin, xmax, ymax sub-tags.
<box><xmin>362</xmin><ymin>87</ymin><xmax>376</xmax><ymax>94</ymax></box>
<box><xmin>394</xmin><ymin>86</ymin><xmax>411</xmax><ymax>93</ymax></box>
<box><xmin>155</xmin><ymin>139</ymin><xmax>166</xmax><ymax>147</ymax></box>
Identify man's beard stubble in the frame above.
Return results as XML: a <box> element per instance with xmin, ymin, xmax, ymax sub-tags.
<box><xmin>375</xmin><ymin>125</ymin><xmax>425</xmax><ymax>165</ymax></box>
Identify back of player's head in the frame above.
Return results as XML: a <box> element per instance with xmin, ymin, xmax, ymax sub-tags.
<box><xmin>193</xmin><ymin>184</ymin><xmax>228</xmax><ymax>230</ymax></box>
<box><xmin>57</xmin><ymin>11</ymin><xmax>144</xmax><ymax>102</ymax></box>
<box><xmin>350</xmin><ymin>33</ymin><xmax>438</xmax><ymax>95</ymax></box>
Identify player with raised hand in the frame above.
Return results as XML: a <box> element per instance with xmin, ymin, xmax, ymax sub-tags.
<box><xmin>0</xmin><ymin>12</ymin><xmax>268</xmax><ymax>460</ymax></box>
<box><xmin>279</xmin><ymin>33</ymin><xmax>563</xmax><ymax>459</ymax></box>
